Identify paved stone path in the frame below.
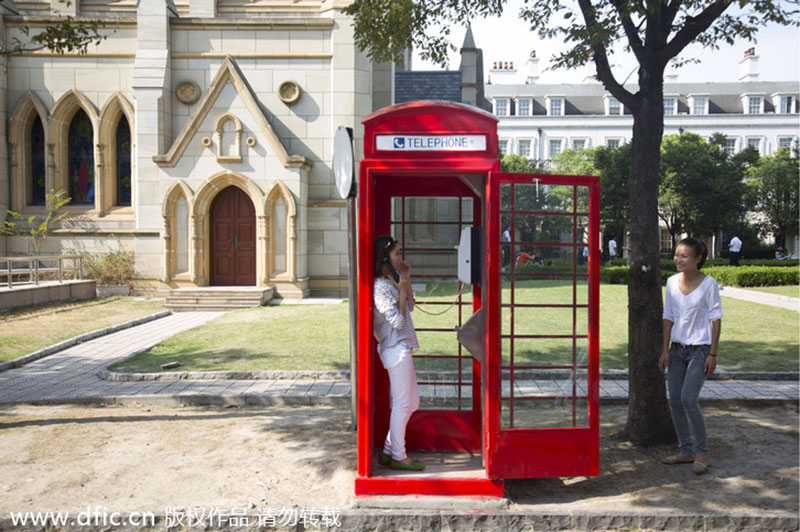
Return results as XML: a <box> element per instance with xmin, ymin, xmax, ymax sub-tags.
<box><xmin>0</xmin><ymin>310</ymin><xmax>796</xmax><ymax>406</ymax></box>
<box><xmin>720</xmin><ymin>285</ymin><xmax>800</xmax><ymax>311</ymax></box>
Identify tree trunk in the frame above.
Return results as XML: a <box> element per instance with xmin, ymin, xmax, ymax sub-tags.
<box><xmin>624</xmin><ymin>66</ymin><xmax>676</xmax><ymax>446</ymax></box>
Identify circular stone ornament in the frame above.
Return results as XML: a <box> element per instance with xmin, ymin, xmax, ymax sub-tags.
<box><xmin>246</xmin><ymin>137</ymin><xmax>256</xmax><ymax>147</ymax></box>
<box><xmin>201</xmin><ymin>136</ymin><xmax>212</xmax><ymax>147</ymax></box>
<box><xmin>278</xmin><ymin>80</ymin><xmax>301</xmax><ymax>105</ymax></box>
<box><xmin>176</xmin><ymin>81</ymin><xmax>202</xmax><ymax>105</ymax></box>
<box><xmin>333</xmin><ymin>126</ymin><xmax>355</xmax><ymax>199</ymax></box>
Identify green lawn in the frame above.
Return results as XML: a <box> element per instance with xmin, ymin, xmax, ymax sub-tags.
<box><xmin>740</xmin><ymin>285</ymin><xmax>799</xmax><ymax>298</ymax></box>
<box><xmin>110</xmin><ymin>283</ymin><xmax>799</xmax><ymax>374</ymax></box>
<box><xmin>0</xmin><ymin>297</ymin><xmax>166</xmax><ymax>363</ymax></box>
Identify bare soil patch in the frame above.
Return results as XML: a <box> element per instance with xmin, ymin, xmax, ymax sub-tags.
<box><xmin>0</xmin><ymin>403</ymin><xmax>796</xmax><ymax>518</ymax></box>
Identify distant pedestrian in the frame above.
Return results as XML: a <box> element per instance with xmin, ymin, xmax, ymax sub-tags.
<box><xmin>659</xmin><ymin>237</ymin><xmax>722</xmax><ymax>476</ymax></box>
<box><xmin>607</xmin><ymin>236</ymin><xmax>617</xmax><ymax>265</ymax></box>
<box><xmin>728</xmin><ymin>235</ymin><xmax>742</xmax><ymax>266</ymax></box>
<box><xmin>502</xmin><ymin>227</ymin><xmax>511</xmax><ymax>268</ymax></box>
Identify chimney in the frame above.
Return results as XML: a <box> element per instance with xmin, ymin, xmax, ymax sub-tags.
<box><xmin>526</xmin><ymin>50</ymin><xmax>539</xmax><ymax>84</ymax></box>
<box><xmin>664</xmin><ymin>59</ymin><xmax>679</xmax><ymax>82</ymax></box>
<box><xmin>490</xmin><ymin>59</ymin><xmax>518</xmax><ymax>84</ymax></box>
<box><xmin>738</xmin><ymin>47</ymin><xmax>759</xmax><ymax>82</ymax></box>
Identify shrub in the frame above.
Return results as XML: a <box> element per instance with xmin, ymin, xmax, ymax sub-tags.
<box><xmin>600</xmin><ymin>266</ymin><xmax>628</xmax><ymax>284</ymax></box>
<box><xmin>83</xmin><ymin>250</ymin><xmax>136</xmax><ymax>286</ymax></box>
<box><xmin>705</xmin><ymin>258</ymin><xmax>798</xmax><ymax>268</ymax></box>
<box><xmin>600</xmin><ymin>266</ymin><xmax>672</xmax><ymax>284</ymax></box>
<box><xmin>704</xmin><ymin>266</ymin><xmax>799</xmax><ymax>287</ymax></box>
<box><xmin>610</xmin><ymin>258</ymin><xmax>676</xmax><ymax>271</ymax></box>
<box><xmin>719</xmin><ymin>248</ymin><xmax>781</xmax><ymax>260</ymax></box>
<box><xmin>598</xmin><ymin>264</ymin><xmax>799</xmax><ymax>286</ymax></box>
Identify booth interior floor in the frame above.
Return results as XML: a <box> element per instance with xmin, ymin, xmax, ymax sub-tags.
<box><xmin>377</xmin><ymin>452</ymin><xmax>485</xmax><ymax>479</ymax></box>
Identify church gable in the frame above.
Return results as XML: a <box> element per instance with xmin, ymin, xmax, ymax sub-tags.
<box><xmin>153</xmin><ymin>56</ymin><xmax>310</xmax><ymax>170</ymax></box>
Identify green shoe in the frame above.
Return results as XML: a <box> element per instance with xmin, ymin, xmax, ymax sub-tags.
<box><xmin>389</xmin><ymin>459</ymin><xmax>426</xmax><ymax>471</ymax></box>
<box><xmin>378</xmin><ymin>451</ymin><xmax>392</xmax><ymax>467</ymax></box>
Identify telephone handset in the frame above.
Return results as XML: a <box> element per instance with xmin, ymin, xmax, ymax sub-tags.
<box><xmin>381</xmin><ymin>255</ymin><xmax>400</xmax><ymax>283</ymax></box>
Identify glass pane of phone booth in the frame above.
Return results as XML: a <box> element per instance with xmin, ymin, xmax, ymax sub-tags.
<box><xmin>499</xmin><ymin>182</ymin><xmax>591</xmax><ymax>429</ymax></box>
<box><xmin>390</xmin><ymin>196</ymin><xmax>476</xmax><ymax>410</ymax></box>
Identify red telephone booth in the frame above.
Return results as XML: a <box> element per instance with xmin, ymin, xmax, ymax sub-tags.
<box><xmin>356</xmin><ymin>101</ymin><xmax>600</xmax><ymax>497</ymax></box>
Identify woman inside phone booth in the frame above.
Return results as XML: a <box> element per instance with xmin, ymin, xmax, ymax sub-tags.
<box><xmin>373</xmin><ymin>235</ymin><xmax>425</xmax><ymax>471</ymax></box>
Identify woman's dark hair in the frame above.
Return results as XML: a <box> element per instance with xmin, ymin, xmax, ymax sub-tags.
<box><xmin>677</xmin><ymin>237</ymin><xmax>708</xmax><ymax>269</ymax></box>
<box><xmin>374</xmin><ymin>235</ymin><xmax>397</xmax><ymax>278</ymax></box>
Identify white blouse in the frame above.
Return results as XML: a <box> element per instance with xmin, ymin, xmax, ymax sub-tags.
<box><xmin>663</xmin><ymin>273</ymin><xmax>723</xmax><ymax>346</ymax></box>
<box><xmin>373</xmin><ymin>277</ymin><xmax>419</xmax><ymax>366</ymax></box>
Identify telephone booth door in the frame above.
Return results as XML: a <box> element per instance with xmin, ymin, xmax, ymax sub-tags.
<box><xmin>484</xmin><ymin>172</ymin><xmax>600</xmax><ymax>479</ymax></box>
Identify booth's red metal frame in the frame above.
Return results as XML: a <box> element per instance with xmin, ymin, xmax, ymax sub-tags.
<box><xmin>355</xmin><ymin>101</ymin><xmax>599</xmax><ymax>498</ymax></box>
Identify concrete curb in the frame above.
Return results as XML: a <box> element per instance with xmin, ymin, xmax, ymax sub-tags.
<box><xmin>0</xmin><ymin>509</ymin><xmax>796</xmax><ymax>531</ymax></box>
<box><xmin>98</xmin><ymin>368</ymin><xmax>351</xmax><ymax>382</ymax></box>
<box><xmin>97</xmin><ymin>367</ymin><xmax>800</xmax><ymax>382</ymax></box>
<box><xmin>0</xmin><ymin>311</ymin><xmax>172</xmax><ymax>374</ymax></box>
<box><xmin>2</xmin><ymin>394</ymin><xmax>794</xmax><ymax>409</ymax></box>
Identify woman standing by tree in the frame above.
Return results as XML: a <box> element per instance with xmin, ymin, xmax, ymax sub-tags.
<box><xmin>659</xmin><ymin>237</ymin><xmax>722</xmax><ymax>474</ymax></box>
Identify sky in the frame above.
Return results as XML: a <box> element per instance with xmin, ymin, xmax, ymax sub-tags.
<box><xmin>412</xmin><ymin>1</ymin><xmax>800</xmax><ymax>84</ymax></box>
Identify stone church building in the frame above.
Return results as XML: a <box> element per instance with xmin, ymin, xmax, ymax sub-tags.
<box><xmin>0</xmin><ymin>0</ymin><xmax>490</xmax><ymax>299</ymax></box>
<box><xmin>0</xmin><ymin>0</ymin><xmax>379</xmax><ymax>298</ymax></box>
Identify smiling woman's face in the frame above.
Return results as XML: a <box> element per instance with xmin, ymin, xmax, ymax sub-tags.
<box><xmin>673</xmin><ymin>244</ymin><xmax>701</xmax><ymax>273</ymax></box>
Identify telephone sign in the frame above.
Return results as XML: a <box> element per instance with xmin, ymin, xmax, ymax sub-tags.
<box><xmin>375</xmin><ymin>134</ymin><xmax>486</xmax><ymax>152</ymax></box>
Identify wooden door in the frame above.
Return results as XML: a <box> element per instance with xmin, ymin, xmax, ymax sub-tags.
<box><xmin>210</xmin><ymin>186</ymin><xmax>256</xmax><ymax>286</ymax></box>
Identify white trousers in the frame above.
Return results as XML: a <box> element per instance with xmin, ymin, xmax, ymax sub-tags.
<box><xmin>380</xmin><ymin>344</ymin><xmax>420</xmax><ymax>461</ymax></box>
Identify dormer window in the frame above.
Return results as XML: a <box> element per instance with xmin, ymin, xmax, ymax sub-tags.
<box><xmin>663</xmin><ymin>97</ymin><xmax>677</xmax><ymax>116</ymax></box>
<box><xmin>494</xmin><ymin>98</ymin><xmax>510</xmax><ymax>117</ymax></box>
<box><xmin>773</xmin><ymin>94</ymin><xmax>797</xmax><ymax>114</ymax></box>
<box><xmin>547</xmin><ymin>96</ymin><xmax>564</xmax><ymax>116</ymax></box>
<box><xmin>605</xmin><ymin>96</ymin><xmax>622</xmax><ymax>115</ymax></box>
<box><xmin>689</xmin><ymin>95</ymin><xmax>709</xmax><ymax>115</ymax></box>
<box><xmin>742</xmin><ymin>95</ymin><xmax>764</xmax><ymax>114</ymax></box>
<box><xmin>516</xmin><ymin>98</ymin><xmax>532</xmax><ymax>117</ymax></box>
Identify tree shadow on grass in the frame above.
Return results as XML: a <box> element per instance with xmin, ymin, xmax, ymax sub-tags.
<box><xmin>109</xmin><ymin>347</ymin><xmax>352</xmax><ymax>373</ymax></box>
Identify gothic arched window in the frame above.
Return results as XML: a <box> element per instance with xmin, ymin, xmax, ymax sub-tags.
<box><xmin>31</xmin><ymin>115</ymin><xmax>46</xmax><ymax>206</ymax></box>
<box><xmin>67</xmin><ymin>109</ymin><xmax>94</xmax><ymax>205</ymax></box>
<box><xmin>116</xmin><ymin>115</ymin><xmax>132</xmax><ymax>206</ymax></box>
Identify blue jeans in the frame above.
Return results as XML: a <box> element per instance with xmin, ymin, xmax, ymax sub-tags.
<box><xmin>667</xmin><ymin>344</ymin><xmax>710</xmax><ymax>455</ymax></box>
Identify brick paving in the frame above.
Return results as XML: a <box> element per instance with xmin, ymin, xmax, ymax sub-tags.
<box><xmin>0</xmin><ymin>309</ymin><xmax>797</xmax><ymax>406</ymax></box>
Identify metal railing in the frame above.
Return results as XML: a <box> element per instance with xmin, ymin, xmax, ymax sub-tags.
<box><xmin>0</xmin><ymin>255</ymin><xmax>83</xmax><ymax>288</ymax></box>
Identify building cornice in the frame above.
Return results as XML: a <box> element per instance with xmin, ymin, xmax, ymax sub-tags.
<box><xmin>170</xmin><ymin>17</ymin><xmax>334</xmax><ymax>30</ymax></box>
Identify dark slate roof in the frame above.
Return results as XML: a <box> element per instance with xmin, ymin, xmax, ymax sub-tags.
<box><xmin>395</xmin><ymin>71</ymin><xmax>462</xmax><ymax>104</ymax></box>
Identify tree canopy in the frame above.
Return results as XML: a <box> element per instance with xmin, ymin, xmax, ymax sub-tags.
<box><xmin>1</xmin><ymin>0</ymin><xmax>106</xmax><ymax>56</ymax></box>
<box><xmin>746</xmin><ymin>149</ymin><xmax>800</xmax><ymax>248</ymax></box>
<box><xmin>658</xmin><ymin>132</ymin><xmax>749</xmax><ymax>246</ymax></box>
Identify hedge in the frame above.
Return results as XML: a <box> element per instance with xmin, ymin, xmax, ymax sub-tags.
<box><xmin>704</xmin><ymin>258</ymin><xmax>799</xmax><ymax>268</ymax></box>
<box><xmin>599</xmin><ymin>265</ymin><xmax>799</xmax><ymax>286</ymax></box>
<box><xmin>702</xmin><ymin>266</ymin><xmax>799</xmax><ymax>287</ymax></box>
<box><xmin>600</xmin><ymin>267</ymin><xmax>672</xmax><ymax>285</ymax></box>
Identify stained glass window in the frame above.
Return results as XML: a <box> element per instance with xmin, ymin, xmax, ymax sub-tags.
<box><xmin>68</xmin><ymin>110</ymin><xmax>94</xmax><ymax>205</ymax></box>
<box><xmin>116</xmin><ymin>115</ymin><xmax>131</xmax><ymax>206</ymax></box>
<box><xmin>31</xmin><ymin>115</ymin><xmax>46</xmax><ymax>206</ymax></box>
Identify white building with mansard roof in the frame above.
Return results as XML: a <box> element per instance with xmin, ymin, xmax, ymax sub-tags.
<box><xmin>0</xmin><ymin>0</ymin><xmax>396</xmax><ymax>298</ymax></box>
<box><xmin>486</xmin><ymin>48</ymin><xmax>799</xmax><ymax>161</ymax></box>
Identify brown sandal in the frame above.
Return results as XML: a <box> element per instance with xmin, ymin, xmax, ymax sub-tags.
<box><xmin>693</xmin><ymin>454</ymin><xmax>709</xmax><ymax>474</ymax></box>
<box><xmin>661</xmin><ymin>454</ymin><xmax>695</xmax><ymax>465</ymax></box>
